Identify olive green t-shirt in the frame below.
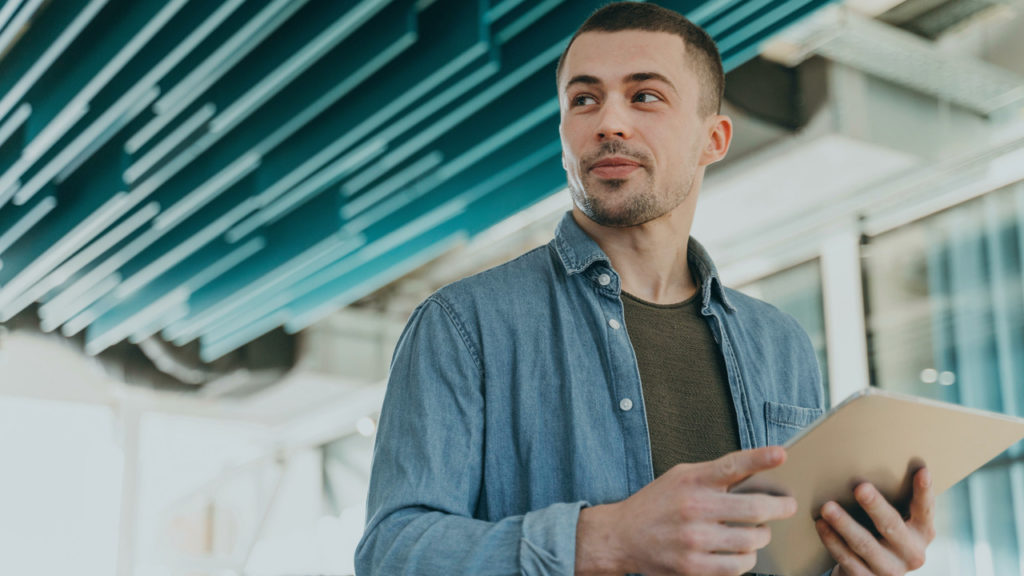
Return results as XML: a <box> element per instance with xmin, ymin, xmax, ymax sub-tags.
<box><xmin>621</xmin><ymin>290</ymin><xmax>741</xmax><ymax>478</ymax></box>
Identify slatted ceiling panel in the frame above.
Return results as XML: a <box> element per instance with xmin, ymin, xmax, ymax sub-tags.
<box><xmin>0</xmin><ymin>0</ymin><xmax>835</xmax><ymax>371</ymax></box>
<box><xmin>716</xmin><ymin>0</ymin><xmax>835</xmax><ymax>69</ymax></box>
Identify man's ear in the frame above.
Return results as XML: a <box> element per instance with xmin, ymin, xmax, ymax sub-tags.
<box><xmin>699</xmin><ymin>114</ymin><xmax>732</xmax><ymax>166</ymax></box>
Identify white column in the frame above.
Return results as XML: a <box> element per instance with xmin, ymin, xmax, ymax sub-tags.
<box><xmin>115</xmin><ymin>402</ymin><xmax>141</xmax><ymax>576</ymax></box>
<box><xmin>820</xmin><ymin>223</ymin><xmax>871</xmax><ymax>405</ymax></box>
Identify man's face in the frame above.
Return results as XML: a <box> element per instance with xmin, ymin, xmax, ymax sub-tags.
<box><xmin>558</xmin><ymin>30</ymin><xmax>717</xmax><ymax>228</ymax></box>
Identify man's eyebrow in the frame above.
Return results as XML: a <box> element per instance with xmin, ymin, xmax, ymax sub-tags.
<box><xmin>565</xmin><ymin>74</ymin><xmax>601</xmax><ymax>90</ymax></box>
<box><xmin>627</xmin><ymin>72</ymin><xmax>677</xmax><ymax>93</ymax></box>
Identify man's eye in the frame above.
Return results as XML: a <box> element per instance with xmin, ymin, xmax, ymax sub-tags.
<box><xmin>633</xmin><ymin>92</ymin><xmax>662</xmax><ymax>104</ymax></box>
<box><xmin>571</xmin><ymin>95</ymin><xmax>596</xmax><ymax>107</ymax></box>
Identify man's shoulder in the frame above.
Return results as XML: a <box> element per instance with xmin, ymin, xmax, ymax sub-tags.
<box><xmin>721</xmin><ymin>286</ymin><xmax>806</xmax><ymax>338</ymax></box>
<box><xmin>431</xmin><ymin>242</ymin><xmax>560</xmax><ymax>307</ymax></box>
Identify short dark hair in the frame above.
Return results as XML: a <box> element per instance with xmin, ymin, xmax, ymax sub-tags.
<box><xmin>555</xmin><ymin>2</ymin><xmax>725</xmax><ymax>117</ymax></box>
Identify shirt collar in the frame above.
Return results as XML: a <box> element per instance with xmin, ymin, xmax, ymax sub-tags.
<box><xmin>552</xmin><ymin>211</ymin><xmax>735</xmax><ymax>311</ymax></box>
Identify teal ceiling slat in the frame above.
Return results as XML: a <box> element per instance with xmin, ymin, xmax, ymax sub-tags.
<box><xmin>0</xmin><ymin>0</ymin><xmax>838</xmax><ymax>366</ymax></box>
<box><xmin>126</xmin><ymin>0</ymin><xmax>313</xmax><ymax>156</ymax></box>
<box><xmin>36</xmin><ymin>202</ymin><xmax>160</xmax><ymax>333</ymax></box>
<box><xmin>225</xmin><ymin>0</ymin><xmax>491</xmax><ymax>241</ymax></box>
<box><xmin>720</xmin><ymin>0</ymin><xmax>836</xmax><ymax>68</ymax></box>
<box><xmin>24</xmin><ymin>0</ymin><xmax>174</xmax><ymax>126</ymax></box>
<box><xmin>0</xmin><ymin>131</ymin><xmax>126</xmax><ymax>290</ymax></box>
<box><xmin>342</xmin><ymin>97</ymin><xmax>559</xmax><ymax>234</ymax></box>
<box><xmin>277</xmin><ymin>146</ymin><xmax>568</xmax><ymax>339</ymax></box>
<box><xmin>0</xmin><ymin>195</ymin><xmax>56</xmax><ymax>259</ymax></box>
<box><xmin>487</xmin><ymin>0</ymin><xmax>528</xmax><ymax>24</ymax></box>
<box><xmin>705</xmin><ymin>0</ymin><xmax>777</xmax><ymax>37</ymax></box>
<box><xmin>494</xmin><ymin>0</ymin><xmax>565</xmax><ymax>45</ymax></box>
<box><xmin>0</xmin><ymin>0</ymin><xmax>27</xmax><ymax>37</ymax></box>
<box><xmin>716</xmin><ymin>0</ymin><xmax>824</xmax><ymax>54</ymax></box>
<box><xmin>334</xmin><ymin>35</ymin><xmax>568</xmax><ymax>212</ymax></box>
<box><xmin>164</xmin><ymin>233</ymin><xmax>363</xmax><ymax>346</ymax></box>
<box><xmin>207</xmin><ymin>109</ymin><xmax>560</xmax><ymax>342</ymax></box>
<box><xmin>671</xmin><ymin>0</ymin><xmax>741</xmax><ymax>26</ymax></box>
<box><xmin>204</xmin><ymin>226</ymin><xmax>467</xmax><ymax>361</ymax></box>
<box><xmin>0</xmin><ymin>104</ymin><xmax>29</xmax><ymax>158</ymax></box>
<box><xmin>45</xmin><ymin>0</ymin><xmax>419</xmax><ymax>330</ymax></box>
<box><xmin>205</xmin><ymin>0</ymin><xmax>399</xmax><ymax>139</ymax></box>
<box><xmin>129</xmin><ymin>0</ymin><xmax>416</xmax><ymax>213</ymax></box>
<box><xmin>0</xmin><ymin>0</ymin><xmax>89</xmax><ymax>125</ymax></box>
<box><xmin>7</xmin><ymin>0</ymin><xmax>187</xmax><ymax>209</ymax></box>
<box><xmin>340</xmin><ymin>60</ymin><xmax>557</xmax><ymax>208</ymax></box>
<box><xmin>160</xmin><ymin>191</ymin><xmax>356</xmax><ymax>345</ymax></box>
<box><xmin>348</xmin><ymin>114</ymin><xmax>561</xmax><ymax>250</ymax></box>
<box><xmin>83</xmin><ymin>181</ymin><xmax>344</xmax><ymax>353</ymax></box>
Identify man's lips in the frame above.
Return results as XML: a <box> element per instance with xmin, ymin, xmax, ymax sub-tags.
<box><xmin>589</xmin><ymin>157</ymin><xmax>643</xmax><ymax>179</ymax></box>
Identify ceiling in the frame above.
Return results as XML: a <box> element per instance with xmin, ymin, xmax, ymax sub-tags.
<box><xmin>0</xmin><ymin>0</ymin><xmax>836</xmax><ymax>371</ymax></box>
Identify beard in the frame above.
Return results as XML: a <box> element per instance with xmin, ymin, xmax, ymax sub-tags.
<box><xmin>568</xmin><ymin>142</ymin><xmax>692</xmax><ymax>228</ymax></box>
<box><xmin>571</xmin><ymin>178</ymin><xmax>661</xmax><ymax>228</ymax></box>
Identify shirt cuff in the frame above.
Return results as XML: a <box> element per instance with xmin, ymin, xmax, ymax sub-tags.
<box><xmin>519</xmin><ymin>501</ymin><xmax>590</xmax><ymax>576</ymax></box>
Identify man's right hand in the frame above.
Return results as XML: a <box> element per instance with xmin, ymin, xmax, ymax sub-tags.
<box><xmin>575</xmin><ymin>446</ymin><xmax>797</xmax><ymax>576</ymax></box>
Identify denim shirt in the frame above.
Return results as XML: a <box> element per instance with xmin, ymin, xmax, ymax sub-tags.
<box><xmin>356</xmin><ymin>212</ymin><xmax>826</xmax><ymax>575</ymax></box>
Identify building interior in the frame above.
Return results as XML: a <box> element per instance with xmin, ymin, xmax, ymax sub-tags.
<box><xmin>0</xmin><ymin>0</ymin><xmax>1023</xmax><ymax>574</ymax></box>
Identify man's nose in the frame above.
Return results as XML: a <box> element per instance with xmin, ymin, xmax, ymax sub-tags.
<box><xmin>596</xmin><ymin>99</ymin><xmax>631</xmax><ymax>140</ymax></box>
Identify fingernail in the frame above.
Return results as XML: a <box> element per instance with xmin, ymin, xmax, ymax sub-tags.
<box><xmin>921</xmin><ymin>468</ymin><xmax>932</xmax><ymax>488</ymax></box>
<box><xmin>856</xmin><ymin>484</ymin><xmax>875</xmax><ymax>503</ymax></box>
<box><xmin>823</xmin><ymin>502</ymin><xmax>838</xmax><ymax>519</ymax></box>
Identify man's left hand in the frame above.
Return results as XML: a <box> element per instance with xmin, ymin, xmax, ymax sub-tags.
<box><xmin>815</xmin><ymin>467</ymin><xmax>936</xmax><ymax>576</ymax></box>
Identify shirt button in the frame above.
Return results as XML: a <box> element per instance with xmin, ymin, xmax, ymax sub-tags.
<box><xmin>598</xmin><ymin>273</ymin><xmax>611</xmax><ymax>286</ymax></box>
<box><xmin>619</xmin><ymin>398</ymin><xmax>633</xmax><ymax>411</ymax></box>
<box><xmin>608</xmin><ymin>318</ymin><xmax>621</xmax><ymax>330</ymax></box>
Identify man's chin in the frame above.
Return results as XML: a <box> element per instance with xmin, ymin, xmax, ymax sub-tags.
<box><xmin>581</xmin><ymin>203</ymin><xmax>658</xmax><ymax>228</ymax></box>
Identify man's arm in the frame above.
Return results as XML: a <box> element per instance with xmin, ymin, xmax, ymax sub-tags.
<box><xmin>354</xmin><ymin>297</ymin><xmax>585</xmax><ymax>575</ymax></box>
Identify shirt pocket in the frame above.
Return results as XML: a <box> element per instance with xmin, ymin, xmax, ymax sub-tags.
<box><xmin>764</xmin><ymin>401</ymin><xmax>824</xmax><ymax>446</ymax></box>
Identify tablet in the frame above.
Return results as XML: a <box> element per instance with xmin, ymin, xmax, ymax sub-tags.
<box><xmin>730</xmin><ymin>387</ymin><xmax>1024</xmax><ymax>576</ymax></box>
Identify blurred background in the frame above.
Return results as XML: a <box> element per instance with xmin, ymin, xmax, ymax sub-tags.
<box><xmin>0</xmin><ymin>0</ymin><xmax>1023</xmax><ymax>574</ymax></box>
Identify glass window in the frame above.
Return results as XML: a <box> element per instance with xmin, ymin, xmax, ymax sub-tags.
<box><xmin>0</xmin><ymin>397</ymin><xmax>122</xmax><ymax>576</ymax></box>
<box><xmin>739</xmin><ymin>258</ymin><xmax>831</xmax><ymax>406</ymax></box>
<box><xmin>862</xmin><ymin>182</ymin><xmax>1024</xmax><ymax>576</ymax></box>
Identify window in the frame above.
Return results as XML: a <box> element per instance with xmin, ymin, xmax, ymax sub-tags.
<box><xmin>862</xmin><ymin>183</ymin><xmax>1024</xmax><ymax>576</ymax></box>
<box><xmin>740</xmin><ymin>258</ymin><xmax>831</xmax><ymax>406</ymax></box>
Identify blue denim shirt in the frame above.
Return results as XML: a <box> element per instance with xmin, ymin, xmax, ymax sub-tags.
<box><xmin>356</xmin><ymin>212</ymin><xmax>825</xmax><ymax>575</ymax></box>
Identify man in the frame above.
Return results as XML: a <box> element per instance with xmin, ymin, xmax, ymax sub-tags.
<box><xmin>355</xmin><ymin>3</ymin><xmax>935</xmax><ymax>575</ymax></box>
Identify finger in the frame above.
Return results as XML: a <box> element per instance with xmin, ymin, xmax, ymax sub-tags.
<box><xmin>691</xmin><ymin>523</ymin><xmax>771</xmax><ymax>554</ymax></box>
<box><xmin>853</xmin><ymin>483</ymin><xmax>915</xmax><ymax>553</ymax></box>
<box><xmin>695</xmin><ymin>446</ymin><xmax>787</xmax><ymax>486</ymax></box>
<box><xmin>682</xmin><ymin>551</ymin><xmax>758</xmax><ymax>576</ymax></box>
<box><xmin>820</xmin><ymin>501</ymin><xmax>902</xmax><ymax>574</ymax></box>
<box><xmin>816</xmin><ymin>519</ymin><xmax>873</xmax><ymax>576</ymax></box>
<box><xmin>908</xmin><ymin>467</ymin><xmax>937</xmax><ymax>541</ymax></box>
<box><xmin>709</xmin><ymin>492</ymin><xmax>798</xmax><ymax>524</ymax></box>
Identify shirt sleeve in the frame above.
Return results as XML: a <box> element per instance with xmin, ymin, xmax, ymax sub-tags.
<box><xmin>354</xmin><ymin>296</ymin><xmax>588</xmax><ymax>575</ymax></box>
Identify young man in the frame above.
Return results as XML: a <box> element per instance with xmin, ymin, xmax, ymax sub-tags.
<box><xmin>356</xmin><ymin>3</ymin><xmax>935</xmax><ymax>575</ymax></box>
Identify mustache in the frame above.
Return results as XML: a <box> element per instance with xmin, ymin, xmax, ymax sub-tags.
<box><xmin>583</xmin><ymin>141</ymin><xmax>651</xmax><ymax>170</ymax></box>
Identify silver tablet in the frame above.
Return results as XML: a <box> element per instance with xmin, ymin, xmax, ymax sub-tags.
<box><xmin>730</xmin><ymin>387</ymin><xmax>1024</xmax><ymax>576</ymax></box>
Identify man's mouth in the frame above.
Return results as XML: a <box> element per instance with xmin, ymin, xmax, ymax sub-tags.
<box><xmin>589</xmin><ymin>156</ymin><xmax>642</xmax><ymax>179</ymax></box>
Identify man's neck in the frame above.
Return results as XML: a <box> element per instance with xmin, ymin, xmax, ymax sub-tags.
<box><xmin>572</xmin><ymin>207</ymin><xmax>698</xmax><ymax>305</ymax></box>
